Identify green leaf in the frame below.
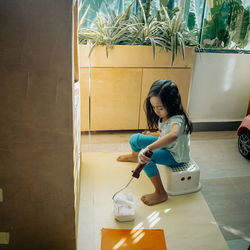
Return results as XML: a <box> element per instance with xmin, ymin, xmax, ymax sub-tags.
<box><xmin>138</xmin><ymin>0</ymin><xmax>148</xmax><ymax>25</ymax></box>
<box><xmin>149</xmin><ymin>37</ymin><xmax>156</xmax><ymax>59</ymax></box>
<box><xmin>78</xmin><ymin>5</ymin><xmax>90</xmax><ymax>31</ymax></box>
<box><xmin>177</xmin><ymin>33</ymin><xmax>185</xmax><ymax>60</ymax></box>
<box><xmin>161</xmin><ymin>4</ymin><xmax>171</xmax><ymax>29</ymax></box>
<box><xmin>89</xmin><ymin>43</ymin><xmax>97</xmax><ymax>57</ymax></box>
<box><xmin>106</xmin><ymin>45</ymin><xmax>109</xmax><ymax>58</ymax></box>
<box><xmin>171</xmin><ymin>35</ymin><xmax>176</xmax><ymax>65</ymax></box>
<box><xmin>122</xmin><ymin>1</ymin><xmax>134</xmax><ymax>21</ymax></box>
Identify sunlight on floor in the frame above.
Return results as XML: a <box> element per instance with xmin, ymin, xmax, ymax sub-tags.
<box><xmin>78</xmin><ymin>152</ymin><xmax>230</xmax><ymax>250</ymax></box>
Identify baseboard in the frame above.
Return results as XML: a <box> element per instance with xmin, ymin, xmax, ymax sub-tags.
<box><xmin>81</xmin><ymin>121</ymin><xmax>242</xmax><ymax>133</ymax></box>
<box><xmin>193</xmin><ymin>121</ymin><xmax>241</xmax><ymax>132</ymax></box>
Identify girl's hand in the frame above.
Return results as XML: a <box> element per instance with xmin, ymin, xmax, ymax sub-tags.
<box><xmin>142</xmin><ymin>130</ymin><xmax>160</xmax><ymax>137</ymax></box>
<box><xmin>139</xmin><ymin>147</ymin><xmax>151</xmax><ymax>164</ymax></box>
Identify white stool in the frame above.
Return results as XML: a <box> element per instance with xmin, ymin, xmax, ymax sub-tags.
<box><xmin>158</xmin><ymin>160</ymin><xmax>202</xmax><ymax>195</ymax></box>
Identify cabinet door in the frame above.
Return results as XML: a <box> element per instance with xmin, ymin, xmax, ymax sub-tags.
<box><xmin>139</xmin><ymin>68</ymin><xmax>192</xmax><ymax>129</ymax></box>
<box><xmin>80</xmin><ymin>68</ymin><xmax>90</xmax><ymax>131</ymax></box>
<box><xmin>91</xmin><ymin>68</ymin><xmax>142</xmax><ymax>130</ymax></box>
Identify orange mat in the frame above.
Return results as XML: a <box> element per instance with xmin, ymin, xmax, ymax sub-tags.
<box><xmin>101</xmin><ymin>228</ymin><xmax>167</xmax><ymax>250</ymax></box>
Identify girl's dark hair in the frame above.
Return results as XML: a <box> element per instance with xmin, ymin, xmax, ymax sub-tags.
<box><xmin>144</xmin><ymin>79</ymin><xmax>193</xmax><ymax>134</ymax></box>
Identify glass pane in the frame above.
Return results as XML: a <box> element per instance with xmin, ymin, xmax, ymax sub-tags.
<box><xmin>181</xmin><ymin>0</ymin><xmax>205</xmax><ymax>31</ymax></box>
<box><xmin>176</xmin><ymin>0</ymin><xmax>204</xmax><ymax>44</ymax></box>
<box><xmin>79</xmin><ymin>0</ymin><xmax>134</xmax><ymax>28</ymax></box>
<box><xmin>201</xmin><ymin>0</ymin><xmax>250</xmax><ymax>50</ymax></box>
<box><xmin>79</xmin><ymin>0</ymin><xmax>249</xmax><ymax>52</ymax></box>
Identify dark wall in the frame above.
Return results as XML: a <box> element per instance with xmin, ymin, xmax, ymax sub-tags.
<box><xmin>0</xmin><ymin>1</ymin><xmax>76</xmax><ymax>249</ymax></box>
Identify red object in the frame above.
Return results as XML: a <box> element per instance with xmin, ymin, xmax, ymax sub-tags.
<box><xmin>132</xmin><ymin>150</ymin><xmax>153</xmax><ymax>178</ymax></box>
<box><xmin>237</xmin><ymin>115</ymin><xmax>250</xmax><ymax>136</ymax></box>
<box><xmin>237</xmin><ymin>115</ymin><xmax>250</xmax><ymax>159</ymax></box>
<box><xmin>101</xmin><ymin>228</ymin><xmax>167</xmax><ymax>250</ymax></box>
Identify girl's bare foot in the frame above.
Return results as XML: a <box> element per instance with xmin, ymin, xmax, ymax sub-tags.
<box><xmin>141</xmin><ymin>192</ymin><xmax>168</xmax><ymax>206</ymax></box>
<box><xmin>116</xmin><ymin>152</ymin><xmax>138</xmax><ymax>162</ymax></box>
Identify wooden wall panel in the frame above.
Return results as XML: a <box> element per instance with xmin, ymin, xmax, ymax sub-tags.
<box><xmin>80</xmin><ymin>68</ymin><xmax>90</xmax><ymax>131</ymax></box>
<box><xmin>79</xmin><ymin>45</ymin><xmax>195</xmax><ymax>68</ymax></box>
<box><xmin>90</xmin><ymin>68</ymin><xmax>142</xmax><ymax>130</ymax></box>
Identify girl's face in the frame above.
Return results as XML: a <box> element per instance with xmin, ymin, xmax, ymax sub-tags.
<box><xmin>150</xmin><ymin>96</ymin><xmax>168</xmax><ymax>120</ymax></box>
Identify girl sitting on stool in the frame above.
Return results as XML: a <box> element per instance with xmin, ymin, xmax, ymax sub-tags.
<box><xmin>117</xmin><ymin>79</ymin><xmax>193</xmax><ymax>206</ymax></box>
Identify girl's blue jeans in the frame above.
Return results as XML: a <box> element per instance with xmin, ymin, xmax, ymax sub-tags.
<box><xmin>129</xmin><ymin>133</ymin><xmax>181</xmax><ymax>178</ymax></box>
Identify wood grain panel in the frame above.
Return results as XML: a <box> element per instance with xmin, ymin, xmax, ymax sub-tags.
<box><xmin>90</xmin><ymin>68</ymin><xmax>142</xmax><ymax>130</ymax></box>
<box><xmin>79</xmin><ymin>45</ymin><xmax>195</xmax><ymax>68</ymax></box>
<box><xmin>80</xmin><ymin>68</ymin><xmax>90</xmax><ymax>131</ymax></box>
<box><xmin>139</xmin><ymin>69</ymin><xmax>192</xmax><ymax>129</ymax></box>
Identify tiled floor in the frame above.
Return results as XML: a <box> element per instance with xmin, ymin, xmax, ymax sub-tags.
<box><xmin>81</xmin><ymin>130</ymin><xmax>250</xmax><ymax>250</ymax></box>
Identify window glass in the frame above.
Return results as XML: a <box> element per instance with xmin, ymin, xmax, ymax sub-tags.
<box><xmin>201</xmin><ymin>0</ymin><xmax>250</xmax><ymax>50</ymax></box>
<box><xmin>79</xmin><ymin>0</ymin><xmax>250</xmax><ymax>51</ymax></box>
<box><xmin>182</xmin><ymin>0</ymin><xmax>204</xmax><ymax>31</ymax></box>
<box><xmin>79</xmin><ymin>0</ymin><xmax>134</xmax><ymax>28</ymax></box>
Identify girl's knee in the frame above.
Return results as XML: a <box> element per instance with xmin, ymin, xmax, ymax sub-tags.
<box><xmin>129</xmin><ymin>133</ymin><xmax>141</xmax><ymax>151</ymax></box>
<box><xmin>129</xmin><ymin>133</ymin><xmax>140</xmax><ymax>143</ymax></box>
<box><xmin>129</xmin><ymin>133</ymin><xmax>157</xmax><ymax>152</ymax></box>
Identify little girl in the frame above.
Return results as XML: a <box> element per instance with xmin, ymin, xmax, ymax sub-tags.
<box><xmin>117</xmin><ymin>79</ymin><xmax>193</xmax><ymax>206</ymax></box>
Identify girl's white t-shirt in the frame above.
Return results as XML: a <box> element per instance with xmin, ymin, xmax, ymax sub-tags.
<box><xmin>158</xmin><ymin>115</ymin><xmax>191</xmax><ymax>163</ymax></box>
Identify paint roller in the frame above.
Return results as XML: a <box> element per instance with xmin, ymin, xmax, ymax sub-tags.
<box><xmin>112</xmin><ymin>150</ymin><xmax>153</xmax><ymax>200</ymax></box>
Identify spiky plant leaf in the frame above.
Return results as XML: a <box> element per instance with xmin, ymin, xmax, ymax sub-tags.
<box><xmin>171</xmin><ymin>35</ymin><xmax>176</xmax><ymax>65</ymax></box>
<box><xmin>89</xmin><ymin>43</ymin><xmax>97</xmax><ymax>57</ymax></box>
<box><xmin>178</xmin><ymin>33</ymin><xmax>185</xmax><ymax>60</ymax></box>
<box><xmin>78</xmin><ymin>5</ymin><xmax>90</xmax><ymax>31</ymax></box>
<box><xmin>122</xmin><ymin>1</ymin><xmax>134</xmax><ymax>21</ymax></box>
<box><xmin>156</xmin><ymin>10</ymin><xmax>161</xmax><ymax>21</ymax></box>
<box><xmin>138</xmin><ymin>0</ymin><xmax>148</xmax><ymax>25</ymax></box>
<box><xmin>149</xmin><ymin>37</ymin><xmax>156</xmax><ymax>59</ymax></box>
<box><xmin>174</xmin><ymin>10</ymin><xmax>181</xmax><ymax>33</ymax></box>
<box><xmin>161</xmin><ymin>4</ymin><xmax>171</xmax><ymax>28</ymax></box>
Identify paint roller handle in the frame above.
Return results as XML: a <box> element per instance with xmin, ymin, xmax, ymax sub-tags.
<box><xmin>132</xmin><ymin>150</ymin><xmax>153</xmax><ymax>179</ymax></box>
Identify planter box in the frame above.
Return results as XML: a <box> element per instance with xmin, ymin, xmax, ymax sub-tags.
<box><xmin>79</xmin><ymin>45</ymin><xmax>195</xmax><ymax>131</ymax></box>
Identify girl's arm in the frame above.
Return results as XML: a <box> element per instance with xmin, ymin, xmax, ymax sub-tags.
<box><xmin>139</xmin><ymin>124</ymin><xmax>181</xmax><ymax>164</ymax></box>
<box><xmin>148</xmin><ymin>124</ymin><xmax>181</xmax><ymax>150</ymax></box>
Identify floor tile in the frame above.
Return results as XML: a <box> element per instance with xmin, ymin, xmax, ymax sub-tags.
<box><xmin>201</xmin><ymin>177</ymin><xmax>250</xmax><ymax>240</ymax></box>
<box><xmin>80</xmin><ymin>130</ymin><xmax>250</xmax><ymax>250</ymax></box>
<box><xmin>226</xmin><ymin>239</ymin><xmax>250</xmax><ymax>250</ymax></box>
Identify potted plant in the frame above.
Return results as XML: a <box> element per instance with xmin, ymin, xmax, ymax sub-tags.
<box><xmin>78</xmin><ymin>0</ymin><xmax>198</xmax><ymax>131</ymax></box>
<box><xmin>79</xmin><ymin>0</ymin><xmax>198</xmax><ymax>64</ymax></box>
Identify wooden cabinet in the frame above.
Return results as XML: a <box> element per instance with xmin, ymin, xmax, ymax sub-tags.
<box><xmin>80</xmin><ymin>68</ymin><xmax>90</xmax><ymax>131</ymax></box>
<box><xmin>90</xmin><ymin>68</ymin><xmax>142</xmax><ymax>130</ymax></box>
<box><xmin>79</xmin><ymin>45</ymin><xmax>195</xmax><ymax>131</ymax></box>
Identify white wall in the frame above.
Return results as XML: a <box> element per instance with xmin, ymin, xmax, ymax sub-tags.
<box><xmin>188</xmin><ymin>53</ymin><xmax>250</xmax><ymax>122</ymax></box>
